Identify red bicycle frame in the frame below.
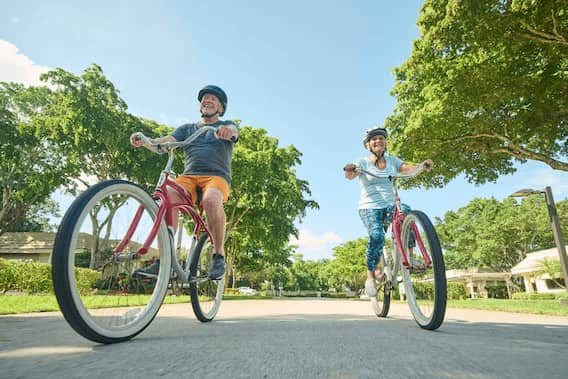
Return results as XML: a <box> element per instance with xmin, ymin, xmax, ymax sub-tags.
<box><xmin>390</xmin><ymin>194</ymin><xmax>432</xmax><ymax>269</ymax></box>
<box><xmin>112</xmin><ymin>127</ymin><xmax>222</xmax><ymax>258</ymax></box>
<box><xmin>112</xmin><ymin>169</ymin><xmax>209</xmax><ymax>257</ymax></box>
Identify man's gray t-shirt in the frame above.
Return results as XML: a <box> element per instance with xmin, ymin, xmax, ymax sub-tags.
<box><xmin>170</xmin><ymin>121</ymin><xmax>237</xmax><ymax>185</ymax></box>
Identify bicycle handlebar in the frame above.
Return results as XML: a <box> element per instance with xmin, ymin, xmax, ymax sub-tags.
<box><xmin>351</xmin><ymin>163</ymin><xmax>429</xmax><ymax>180</ymax></box>
<box><xmin>134</xmin><ymin>125</ymin><xmax>236</xmax><ymax>154</ymax></box>
<box><xmin>134</xmin><ymin>125</ymin><xmax>237</xmax><ymax>175</ymax></box>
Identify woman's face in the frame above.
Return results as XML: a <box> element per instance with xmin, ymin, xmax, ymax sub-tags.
<box><xmin>368</xmin><ymin>135</ymin><xmax>386</xmax><ymax>153</ymax></box>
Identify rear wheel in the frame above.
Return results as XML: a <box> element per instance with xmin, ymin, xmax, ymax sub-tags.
<box><xmin>52</xmin><ymin>180</ymin><xmax>171</xmax><ymax>343</ymax></box>
<box><xmin>400</xmin><ymin>210</ymin><xmax>446</xmax><ymax>330</ymax></box>
<box><xmin>189</xmin><ymin>233</ymin><xmax>224</xmax><ymax>322</ymax></box>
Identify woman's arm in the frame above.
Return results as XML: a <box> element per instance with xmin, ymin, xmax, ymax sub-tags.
<box><xmin>398</xmin><ymin>159</ymin><xmax>434</xmax><ymax>174</ymax></box>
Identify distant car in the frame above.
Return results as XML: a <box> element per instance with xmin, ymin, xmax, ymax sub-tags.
<box><xmin>237</xmin><ymin>287</ymin><xmax>257</xmax><ymax>295</ymax></box>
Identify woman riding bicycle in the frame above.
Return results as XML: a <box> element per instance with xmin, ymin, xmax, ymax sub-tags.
<box><xmin>344</xmin><ymin>127</ymin><xmax>433</xmax><ymax>297</ymax></box>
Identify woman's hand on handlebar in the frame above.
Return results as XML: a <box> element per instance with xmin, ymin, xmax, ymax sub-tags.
<box><xmin>343</xmin><ymin>163</ymin><xmax>358</xmax><ymax>180</ymax></box>
<box><xmin>343</xmin><ymin>163</ymin><xmax>357</xmax><ymax>173</ymax></box>
<box><xmin>130</xmin><ymin>132</ymin><xmax>147</xmax><ymax>148</ymax></box>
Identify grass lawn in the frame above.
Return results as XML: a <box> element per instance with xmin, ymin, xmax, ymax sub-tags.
<box><xmin>1</xmin><ymin>294</ymin><xmax>567</xmax><ymax>316</ymax></box>
<box><xmin>0</xmin><ymin>293</ymin><xmax>272</xmax><ymax>315</ymax></box>
<box><xmin>446</xmin><ymin>298</ymin><xmax>568</xmax><ymax>316</ymax></box>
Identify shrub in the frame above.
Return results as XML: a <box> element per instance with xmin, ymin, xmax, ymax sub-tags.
<box><xmin>0</xmin><ymin>259</ymin><xmax>23</xmax><ymax>293</ymax></box>
<box><xmin>390</xmin><ymin>282</ymin><xmax>465</xmax><ymax>300</ymax></box>
<box><xmin>0</xmin><ymin>258</ymin><xmax>99</xmax><ymax>295</ymax></box>
<box><xmin>447</xmin><ymin>282</ymin><xmax>467</xmax><ymax>300</ymax></box>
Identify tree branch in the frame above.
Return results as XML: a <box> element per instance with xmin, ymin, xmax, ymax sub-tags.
<box><xmin>419</xmin><ymin>132</ymin><xmax>568</xmax><ymax>171</ymax></box>
<box><xmin>520</xmin><ymin>15</ymin><xmax>568</xmax><ymax>47</ymax></box>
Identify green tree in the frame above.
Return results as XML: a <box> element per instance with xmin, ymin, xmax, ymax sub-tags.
<box><xmin>325</xmin><ymin>238</ymin><xmax>367</xmax><ymax>292</ymax></box>
<box><xmin>286</xmin><ymin>254</ymin><xmax>321</xmax><ymax>292</ymax></box>
<box><xmin>436</xmin><ymin>196</ymin><xmax>568</xmax><ymax>271</ymax></box>
<box><xmin>224</xmin><ymin>126</ymin><xmax>319</xmax><ymax>288</ymax></box>
<box><xmin>39</xmin><ymin>64</ymin><xmax>171</xmax><ymax>190</ymax></box>
<box><xmin>536</xmin><ymin>257</ymin><xmax>565</xmax><ymax>289</ymax></box>
<box><xmin>386</xmin><ymin>0</ymin><xmax>568</xmax><ymax>187</ymax></box>
<box><xmin>9</xmin><ymin>199</ymin><xmax>59</xmax><ymax>233</ymax></box>
<box><xmin>0</xmin><ymin>83</ymin><xmax>70</xmax><ymax>235</ymax></box>
<box><xmin>36</xmin><ymin>64</ymin><xmax>170</xmax><ymax>268</ymax></box>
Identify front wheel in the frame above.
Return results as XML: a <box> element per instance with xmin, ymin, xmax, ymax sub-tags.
<box><xmin>371</xmin><ymin>251</ymin><xmax>391</xmax><ymax>317</ymax></box>
<box><xmin>189</xmin><ymin>233</ymin><xmax>224</xmax><ymax>322</ymax></box>
<box><xmin>400</xmin><ymin>210</ymin><xmax>446</xmax><ymax>330</ymax></box>
<box><xmin>51</xmin><ymin>180</ymin><xmax>172</xmax><ymax>343</ymax></box>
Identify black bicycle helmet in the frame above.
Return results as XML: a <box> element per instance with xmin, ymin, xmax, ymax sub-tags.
<box><xmin>198</xmin><ymin>85</ymin><xmax>228</xmax><ymax>116</ymax></box>
<box><xmin>362</xmin><ymin>127</ymin><xmax>388</xmax><ymax>147</ymax></box>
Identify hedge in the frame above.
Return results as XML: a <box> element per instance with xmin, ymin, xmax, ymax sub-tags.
<box><xmin>511</xmin><ymin>292</ymin><xmax>568</xmax><ymax>300</ymax></box>
<box><xmin>0</xmin><ymin>258</ymin><xmax>97</xmax><ymax>295</ymax></box>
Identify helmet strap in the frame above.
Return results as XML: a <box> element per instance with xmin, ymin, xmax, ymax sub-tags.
<box><xmin>369</xmin><ymin>148</ymin><xmax>386</xmax><ymax>161</ymax></box>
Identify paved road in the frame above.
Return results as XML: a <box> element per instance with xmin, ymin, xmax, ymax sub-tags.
<box><xmin>1</xmin><ymin>299</ymin><xmax>567</xmax><ymax>379</ymax></box>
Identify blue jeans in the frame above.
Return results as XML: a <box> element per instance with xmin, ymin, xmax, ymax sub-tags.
<box><xmin>358</xmin><ymin>204</ymin><xmax>413</xmax><ymax>272</ymax></box>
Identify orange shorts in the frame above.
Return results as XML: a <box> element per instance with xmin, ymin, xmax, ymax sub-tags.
<box><xmin>174</xmin><ymin>175</ymin><xmax>230</xmax><ymax>203</ymax></box>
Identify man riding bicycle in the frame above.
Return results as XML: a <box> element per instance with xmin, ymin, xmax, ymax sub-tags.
<box><xmin>344</xmin><ymin>127</ymin><xmax>433</xmax><ymax>297</ymax></box>
<box><xmin>130</xmin><ymin>85</ymin><xmax>239</xmax><ymax>279</ymax></box>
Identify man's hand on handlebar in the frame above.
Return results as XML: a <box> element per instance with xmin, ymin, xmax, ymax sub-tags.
<box><xmin>215</xmin><ymin>125</ymin><xmax>238</xmax><ymax>141</ymax></box>
<box><xmin>422</xmin><ymin>159</ymin><xmax>434</xmax><ymax>171</ymax></box>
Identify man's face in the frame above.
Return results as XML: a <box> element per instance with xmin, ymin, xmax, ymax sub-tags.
<box><xmin>200</xmin><ymin>93</ymin><xmax>223</xmax><ymax>116</ymax></box>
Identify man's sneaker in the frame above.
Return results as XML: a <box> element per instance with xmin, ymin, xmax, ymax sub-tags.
<box><xmin>133</xmin><ymin>259</ymin><xmax>160</xmax><ymax>278</ymax></box>
<box><xmin>208</xmin><ymin>254</ymin><xmax>225</xmax><ymax>279</ymax></box>
<box><xmin>365</xmin><ymin>278</ymin><xmax>378</xmax><ymax>297</ymax></box>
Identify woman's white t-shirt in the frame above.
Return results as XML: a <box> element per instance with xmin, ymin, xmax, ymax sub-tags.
<box><xmin>357</xmin><ymin>154</ymin><xmax>403</xmax><ymax>209</ymax></box>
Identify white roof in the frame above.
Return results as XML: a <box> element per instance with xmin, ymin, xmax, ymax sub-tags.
<box><xmin>511</xmin><ymin>247</ymin><xmax>566</xmax><ymax>275</ymax></box>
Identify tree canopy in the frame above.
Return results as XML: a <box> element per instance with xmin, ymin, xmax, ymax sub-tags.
<box><xmin>386</xmin><ymin>0</ymin><xmax>568</xmax><ymax>186</ymax></box>
<box><xmin>0</xmin><ymin>83</ymin><xmax>68</xmax><ymax>235</ymax></box>
<box><xmin>224</xmin><ymin>126</ymin><xmax>319</xmax><ymax>287</ymax></box>
<box><xmin>38</xmin><ymin>65</ymin><xmax>171</xmax><ymax>191</ymax></box>
<box><xmin>436</xmin><ymin>195</ymin><xmax>568</xmax><ymax>271</ymax></box>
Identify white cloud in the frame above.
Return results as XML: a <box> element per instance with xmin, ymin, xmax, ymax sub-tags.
<box><xmin>0</xmin><ymin>39</ymin><xmax>50</xmax><ymax>86</ymax></box>
<box><xmin>289</xmin><ymin>229</ymin><xmax>343</xmax><ymax>261</ymax></box>
<box><xmin>526</xmin><ymin>169</ymin><xmax>568</xmax><ymax>198</ymax></box>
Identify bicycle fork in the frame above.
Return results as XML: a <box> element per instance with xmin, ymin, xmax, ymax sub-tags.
<box><xmin>382</xmin><ymin>243</ymin><xmax>398</xmax><ymax>291</ymax></box>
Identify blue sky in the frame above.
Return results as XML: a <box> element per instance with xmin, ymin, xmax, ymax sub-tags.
<box><xmin>2</xmin><ymin>1</ymin><xmax>567</xmax><ymax>260</ymax></box>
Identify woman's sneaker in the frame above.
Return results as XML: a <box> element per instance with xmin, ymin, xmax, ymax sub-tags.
<box><xmin>208</xmin><ymin>254</ymin><xmax>226</xmax><ymax>279</ymax></box>
<box><xmin>365</xmin><ymin>278</ymin><xmax>378</xmax><ymax>297</ymax></box>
